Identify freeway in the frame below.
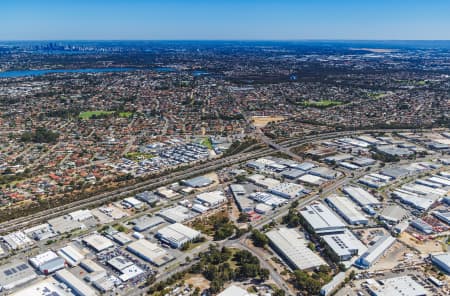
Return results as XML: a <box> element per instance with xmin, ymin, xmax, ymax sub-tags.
<box><xmin>0</xmin><ymin>128</ymin><xmax>432</xmax><ymax>235</ymax></box>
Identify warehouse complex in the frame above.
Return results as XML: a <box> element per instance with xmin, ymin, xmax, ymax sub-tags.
<box><xmin>355</xmin><ymin>235</ymin><xmax>396</xmax><ymax>269</ymax></box>
<box><xmin>299</xmin><ymin>202</ymin><xmax>346</xmax><ymax>235</ymax></box>
<box><xmin>266</xmin><ymin>228</ymin><xmax>327</xmax><ymax>270</ymax></box>
<box><xmin>126</xmin><ymin>239</ymin><xmax>174</xmax><ymax>266</ymax></box>
<box><xmin>156</xmin><ymin>223</ymin><xmax>201</xmax><ymax>248</ymax></box>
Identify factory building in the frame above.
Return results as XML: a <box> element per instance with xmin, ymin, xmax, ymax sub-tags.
<box><xmin>410</xmin><ymin>219</ymin><xmax>434</xmax><ymax>234</ymax></box>
<box><xmin>299</xmin><ymin>202</ymin><xmax>346</xmax><ymax>235</ymax></box>
<box><xmin>182</xmin><ymin>175</ymin><xmax>213</xmax><ymax>188</ymax></box>
<box><xmin>269</xmin><ymin>182</ymin><xmax>305</xmax><ymax>199</ymax></box>
<box><xmin>55</xmin><ymin>269</ymin><xmax>98</xmax><ymax>296</ymax></box>
<box><xmin>127</xmin><ymin>239</ymin><xmax>174</xmax><ymax>267</ymax></box>
<box><xmin>342</xmin><ymin>186</ymin><xmax>380</xmax><ymax>207</ymax></box>
<box><xmin>355</xmin><ymin>235</ymin><xmax>396</xmax><ymax>269</ymax></box>
<box><xmin>266</xmin><ymin>228</ymin><xmax>327</xmax><ymax>270</ymax></box>
<box><xmin>195</xmin><ymin>191</ymin><xmax>227</xmax><ymax>207</ymax></box>
<box><xmin>82</xmin><ymin>234</ymin><xmax>115</xmax><ymax>252</ymax></box>
<box><xmin>0</xmin><ymin>261</ymin><xmax>37</xmax><ymax>291</ymax></box>
<box><xmin>57</xmin><ymin>245</ymin><xmax>85</xmax><ymax>266</ymax></box>
<box><xmin>29</xmin><ymin>251</ymin><xmax>65</xmax><ymax>274</ymax></box>
<box><xmin>156</xmin><ymin>223</ymin><xmax>201</xmax><ymax>248</ymax></box>
<box><xmin>325</xmin><ymin>194</ymin><xmax>369</xmax><ymax>225</ymax></box>
<box><xmin>430</xmin><ymin>252</ymin><xmax>450</xmax><ymax>274</ymax></box>
<box><xmin>321</xmin><ymin>230</ymin><xmax>367</xmax><ymax>261</ymax></box>
<box><xmin>366</xmin><ymin>275</ymin><xmax>427</xmax><ymax>296</ymax></box>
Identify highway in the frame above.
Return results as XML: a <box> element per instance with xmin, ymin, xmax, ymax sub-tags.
<box><xmin>0</xmin><ymin>128</ymin><xmax>434</xmax><ymax>235</ymax></box>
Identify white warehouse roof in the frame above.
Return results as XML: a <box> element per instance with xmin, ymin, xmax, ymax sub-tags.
<box><xmin>343</xmin><ymin>186</ymin><xmax>380</xmax><ymax>206</ymax></box>
<box><xmin>266</xmin><ymin>227</ymin><xmax>327</xmax><ymax>270</ymax></box>
<box><xmin>299</xmin><ymin>202</ymin><xmax>346</xmax><ymax>235</ymax></box>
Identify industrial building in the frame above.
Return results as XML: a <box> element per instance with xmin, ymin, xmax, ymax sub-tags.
<box><xmin>182</xmin><ymin>175</ymin><xmax>213</xmax><ymax>188</ymax></box>
<box><xmin>11</xmin><ymin>278</ymin><xmax>72</xmax><ymax>296</ymax></box>
<box><xmin>132</xmin><ymin>215</ymin><xmax>165</xmax><ymax>232</ymax></box>
<box><xmin>156</xmin><ymin>223</ymin><xmax>201</xmax><ymax>248</ymax></box>
<box><xmin>430</xmin><ymin>252</ymin><xmax>450</xmax><ymax>274</ymax></box>
<box><xmin>342</xmin><ymin>186</ymin><xmax>380</xmax><ymax>207</ymax></box>
<box><xmin>246</xmin><ymin>174</ymin><xmax>280</xmax><ymax>189</ymax></box>
<box><xmin>195</xmin><ymin>191</ymin><xmax>227</xmax><ymax>207</ymax></box>
<box><xmin>126</xmin><ymin>239</ymin><xmax>174</xmax><ymax>266</ymax></box>
<box><xmin>29</xmin><ymin>250</ymin><xmax>65</xmax><ymax>274</ymax></box>
<box><xmin>55</xmin><ymin>269</ymin><xmax>98</xmax><ymax>296</ymax></box>
<box><xmin>321</xmin><ymin>230</ymin><xmax>367</xmax><ymax>261</ymax></box>
<box><xmin>432</xmin><ymin>210</ymin><xmax>450</xmax><ymax>225</ymax></box>
<box><xmin>2</xmin><ymin>231</ymin><xmax>34</xmax><ymax>250</ymax></box>
<box><xmin>82</xmin><ymin>233</ymin><xmax>115</xmax><ymax>252</ymax></box>
<box><xmin>325</xmin><ymin>194</ymin><xmax>369</xmax><ymax>225</ymax></box>
<box><xmin>297</xmin><ymin>174</ymin><xmax>326</xmax><ymax>186</ymax></box>
<box><xmin>107</xmin><ymin>256</ymin><xmax>144</xmax><ymax>282</ymax></box>
<box><xmin>266</xmin><ymin>228</ymin><xmax>327</xmax><ymax>270</ymax></box>
<box><xmin>392</xmin><ymin>189</ymin><xmax>434</xmax><ymax>211</ymax></box>
<box><xmin>410</xmin><ymin>219</ymin><xmax>434</xmax><ymax>234</ymax></box>
<box><xmin>355</xmin><ymin>235</ymin><xmax>396</xmax><ymax>269</ymax></box>
<box><xmin>218</xmin><ymin>285</ymin><xmax>255</xmax><ymax>296</ymax></box>
<box><xmin>269</xmin><ymin>182</ymin><xmax>305</xmax><ymax>199</ymax></box>
<box><xmin>157</xmin><ymin>205</ymin><xmax>197</xmax><ymax>223</ymax></box>
<box><xmin>309</xmin><ymin>166</ymin><xmax>339</xmax><ymax>179</ymax></box>
<box><xmin>366</xmin><ymin>276</ymin><xmax>427</xmax><ymax>296</ymax></box>
<box><xmin>0</xmin><ymin>261</ymin><xmax>37</xmax><ymax>291</ymax></box>
<box><xmin>299</xmin><ymin>202</ymin><xmax>346</xmax><ymax>235</ymax></box>
<box><xmin>320</xmin><ymin>272</ymin><xmax>346</xmax><ymax>296</ymax></box>
<box><xmin>230</xmin><ymin>184</ymin><xmax>254</xmax><ymax>213</ymax></box>
<box><xmin>57</xmin><ymin>244</ymin><xmax>85</xmax><ymax>266</ymax></box>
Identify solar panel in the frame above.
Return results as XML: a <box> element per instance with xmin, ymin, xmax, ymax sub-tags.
<box><xmin>4</xmin><ymin>269</ymin><xmax>12</xmax><ymax>276</ymax></box>
<box><xmin>17</xmin><ymin>264</ymin><xmax>28</xmax><ymax>271</ymax></box>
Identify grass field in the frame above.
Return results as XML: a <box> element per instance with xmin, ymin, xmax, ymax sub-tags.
<box><xmin>79</xmin><ymin>110</ymin><xmax>114</xmax><ymax>119</ymax></box>
<box><xmin>119</xmin><ymin>111</ymin><xmax>133</xmax><ymax>118</ymax></box>
<box><xmin>303</xmin><ymin>100</ymin><xmax>343</xmax><ymax>108</ymax></box>
<box><xmin>201</xmin><ymin>137</ymin><xmax>213</xmax><ymax>149</ymax></box>
<box><xmin>124</xmin><ymin>151</ymin><xmax>155</xmax><ymax>161</ymax></box>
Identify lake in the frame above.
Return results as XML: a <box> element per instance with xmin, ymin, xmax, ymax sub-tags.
<box><xmin>0</xmin><ymin>67</ymin><xmax>178</xmax><ymax>78</ymax></box>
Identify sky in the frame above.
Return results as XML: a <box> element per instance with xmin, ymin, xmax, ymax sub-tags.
<box><xmin>1</xmin><ymin>0</ymin><xmax>450</xmax><ymax>40</ymax></box>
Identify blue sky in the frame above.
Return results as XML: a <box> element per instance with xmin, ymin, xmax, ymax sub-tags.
<box><xmin>1</xmin><ymin>0</ymin><xmax>450</xmax><ymax>40</ymax></box>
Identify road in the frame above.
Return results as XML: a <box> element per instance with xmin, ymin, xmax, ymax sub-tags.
<box><xmin>0</xmin><ymin>128</ymin><xmax>434</xmax><ymax>235</ymax></box>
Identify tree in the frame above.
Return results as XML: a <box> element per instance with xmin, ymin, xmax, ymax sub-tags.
<box><xmin>238</xmin><ymin>212</ymin><xmax>250</xmax><ymax>223</ymax></box>
<box><xmin>260</xmin><ymin>268</ymin><xmax>270</xmax><ymax>281</ymax></box>
<box><xmin>251</xmin><ymin>229</ymin><xmax>269</xmax><ymax>248</ymax></box>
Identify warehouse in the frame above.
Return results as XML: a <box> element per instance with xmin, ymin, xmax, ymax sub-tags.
<box><xmin>2</xmin><ymin>231</ymin><xmax>34</xmax><ymax>250</ymax></box>
<box><xmin>55</xmin><ymin>269</ymin><xmax>97</xmax><ymax>296</ymax></box>
<box><xmin>269</xmin><ymin>182</ymin><xmax>305</xmax><ymax>199</ymax></box>
<box><xmin>122</xmin><ymin>197</ymin><xmax>144</xmax><ymax>209</ymax></box>
<box><xmin>355</xmin><ymin>235</ymin><xmax>396</xmax><ymax>269</ymax></box>
<box><xmin>126</xmin><ymin>239</ymin><xmax>174</xmax><ymax>267</ymax></box>
<box><xmin>281</xmin><ymin>168</ymin><xmax>305</xmax><ymax>180</ymax></box>
<box><xmin>182</xmin><ymin>175</ymin><xmax>213</xmax><ymax>188</ymax></box>
<box><xmin>156</xmin><ymin>223</ymin><xmax>201</xmax><ymax>248</ymax></box>
<box><xmin>297</xmin><ymin>173</ymin><xmax>326</xmax><ymax>186</ymax></box>
<box><xmin>342</xmin><ymin>186</ymin><xmax>380</xmax><ymax>207</ymax></box>
<box><xmin>195</xmin><ymin>191</ymin><xmax>227</xmax><ymax>207</ymax></box>
<box><xmin>432</xmin><ymin>210</ymin><xmax>450</xmax><ymax>225</ymax></box>
<box><xmin>246</xmin><ymin>174</ymin><xmax>280</xmax><ymax>189</ymax></box>
<box><xmin>322</xmin><ymin>230</ymin><xmax>367</xmax><ymax>261</ymax></box>
<box><xmin>430</xmin><ymin>252</ymin><xmax>450</xmax><ymax>274</ymax></box>
<box><xmin>325</xmin><ymin>194</ymin><xmax>368</xmax><ymax>225</ymax></box>
<box><xmin>11</xmin><ymin>278</ymin><xmax>72</xmax><ymax>296</ymax></box>
<box><xmin>29</xmin><ymin>250</ymin><xmax>65</xmax><ymax>274</ymax></box>
<box><xmin>0</xmin><ymin>261</ymin><xmax>37</xmax><ymax>291</ymax></box>
<box><xmin>309</xmin><ymin>167</ymin><xmax>339</xmax><ymax>179</ymax></box>
<box><xmin>367</xmin><ymin>276</ymin><xmax>427</xmax><ymax>296</ymax></box>
<box><xmin>391</xmin><ymin>189</ymin><xmax>434</xmax><ymax>211</ymax></box>
<box><xmin>218</xmin><ymin>285</ymin><xmax>255</xmax><ymax>296</ymax></box>
<box><xmin>320</xmin><ymin>272</ymin><xmax>346</xmax><ymax>296</ymax></box>
<box><xmin>249</xmin><ymin>192</ymin><xmax>285</xmax><ymax>207</ymax></box>
<box><xmin>132</xmin><ymin>215</ymin><xmax>165</xmax><ymax>232</ymax></box>
<box><xmin>266</xmin><ymin>228</ymin><xmax>327</xmax><ymax>270</ymax></box>
<box><xmin>299</xmin><ymin>202</ymin><xmax>346</xmax><ymax>235</ymax></box>
<box><xmin>158</xmin><ymin>205</ymin><xmax>197</xmax><ymax>223</ymax></box>
<box><xmin>230</xmin><ymin>184</ymin><xmax>254</xmax><ymax>213</ymax></box>
<box><xmin>57</xmin><ymin>244</ymin><xmax>85</xmax><ymax>266</ymax></box>
<box><xmin>82</xmin><ymin>234</ymin><xmax>115</xmax><ymax>252</ymax></box>
<box><xmin>410</xmin><ymin>219</ymin><xmax>434</xmax><ymax>234</ymax></box>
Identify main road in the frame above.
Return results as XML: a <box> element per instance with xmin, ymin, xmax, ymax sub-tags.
<box><xmin>0</xmin><ymin>128</ymin><xmax>432</xmax><ymax>234</ymax></box>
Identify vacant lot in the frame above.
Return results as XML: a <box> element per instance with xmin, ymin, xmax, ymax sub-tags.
<box><xmin>252</xmin><ymin>116</ymin><xmax>286</xmax><ymax>127</ymax></box>
<box><xmin>79</xmin><ymin>110</ymin><xmax>114</xmax><ymax>119</ymax></box>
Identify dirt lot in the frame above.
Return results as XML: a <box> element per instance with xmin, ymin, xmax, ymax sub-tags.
<box><xmin>252</xmin><ymin>116</ymin><xmax>286</xmax><ymax>128</ymax></box>
<box><xmin>185</xmin><ymin>274</ymin><xmax>210</xmax><ymax>291</ymax></box>
<box><xmin>399</xmin><ymin>232</ymin><xmax>445</xmax><ymax>254</ymax></box>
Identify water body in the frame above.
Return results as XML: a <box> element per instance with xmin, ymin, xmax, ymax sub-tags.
<box><xmin>0</xmin><ymin>67</ymin><xmax>137</xmax><ymax>78</ymax></box>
